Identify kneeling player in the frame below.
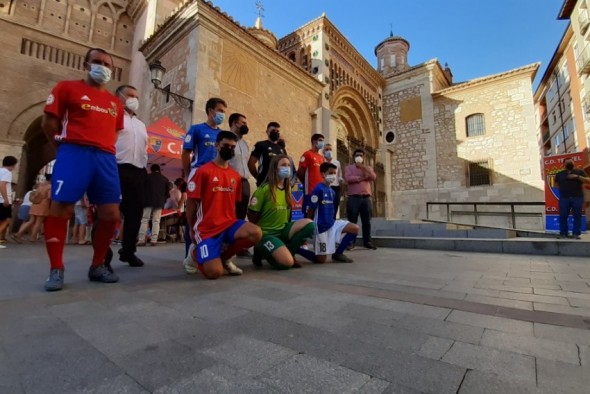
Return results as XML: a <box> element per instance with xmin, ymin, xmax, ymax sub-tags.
<box><xmin>300</xmin><ymin>162</ymin><xmax>358</xmax><ymax>263</ymax></box>
<box><xmin>183</xmin><ymin>131</ymin><xmax>262</xmax><ymax>279</ymax></box>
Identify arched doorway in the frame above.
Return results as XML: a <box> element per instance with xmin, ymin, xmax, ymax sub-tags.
<box><xmin>16</xmin><ymin>116</ymin><xmax>56</xmax><ymax>199</ymax></box>
<box><xmin>330</xmin><ymin>87</ymin><xmax>386</xmax><ymax>217</ymax></box>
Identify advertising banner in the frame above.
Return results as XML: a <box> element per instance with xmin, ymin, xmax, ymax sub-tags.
<box><xmin>543</xmin><ymin>150</ymin><xmax>589</xmax><ymax>233</ymax></box>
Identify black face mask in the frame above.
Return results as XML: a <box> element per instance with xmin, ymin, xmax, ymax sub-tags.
<box><xmin>269</xmin><ymin>130</ymin><xmax>280</xmax><ymax>142</ymax></box>
<box><xmin>219</xmin><ymin>147</ymin><xmax>235</xmax><ymax>161</ymax></box>
<box><xmin>566</xmin><ymin>162</ymin><xmax>574</xmax><ymax>170</ymax></box>
<box><xmin>239</xmin><ymin>125</ymin><xmax>249</xmax><ymax>135</ymax></box>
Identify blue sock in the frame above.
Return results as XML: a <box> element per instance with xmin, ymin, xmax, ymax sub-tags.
<box><xmin>297</xmin><ymin>247</ymin><xmax>317</xmax><ymax>263</ymax></box>
<box><xmin>336</xmin><ymin>233</ymin><xmax>356</xmax><ymax>255</ymax></box>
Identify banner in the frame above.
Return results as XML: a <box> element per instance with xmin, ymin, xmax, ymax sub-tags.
<box><xmin>543</xmin><ymin>150</ymin><xmax>588</xmax><ymax>233</ymax></box>
<box><xmin>291</xmin><ymin>183</ymin><xmax>304</xmax><ymax>221</ymax></box>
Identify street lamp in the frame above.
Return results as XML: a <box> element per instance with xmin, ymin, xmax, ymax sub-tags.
<box><xmin>148</xmin><ymin>60</ymin><xmax>193</xmax><ymax>112</ymax></box>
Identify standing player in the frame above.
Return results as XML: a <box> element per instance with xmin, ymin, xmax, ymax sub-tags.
<box><xmin>42</xmin><ymin>48</ymin><xmax>123</xmax><ymax>291</ymax></box>
<box><xmin>297</xmin><ymin>133</ymin><xmax>325</xmax><ymax>214</ymax></box>
<box><xmin>183</xmin><ymin>131</ymin><xmax>262</xmax><ymax>279</ymax></box>
<box><xmin>299</xmin><ymin>162</ymin><xmax>358</xmax><ymax>263</ymax></box>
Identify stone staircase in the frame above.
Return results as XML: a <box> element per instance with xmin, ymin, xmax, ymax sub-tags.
<box><xmin>361</xmin><ymin>219</ymin><xmax>590</xmax><ymax>257</ymax></box>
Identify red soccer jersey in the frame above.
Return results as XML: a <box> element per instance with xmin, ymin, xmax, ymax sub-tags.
<box><xmin>44</xmin><ymin>80</ymin><xmax>124</xmax><ymax>154</ymax></box>
<box><xmin>299</xmin><ymin>150</ymin><xmax>325</xmax><ymax>194</ymax></box>
<box><xmin>190</xmin><ymin>162</ymin><xmax>242</xmax><ymax>241</ymax></box>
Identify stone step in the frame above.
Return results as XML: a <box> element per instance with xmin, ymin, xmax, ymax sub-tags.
<box><xmin>362</xmin><ymin>236</ymin><xmax>590</xmax><ymax>257</ymax></box>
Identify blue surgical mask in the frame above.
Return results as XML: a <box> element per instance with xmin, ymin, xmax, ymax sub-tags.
<box><xmin>214</xmin><ymin>112</ymin><xmax>225</xmax><ymax>125</ymax></box>
<box><xmin>316</xmin><ymin>141</ymin><xmax>325</xmax><ymax>149</ymax></box>
<box><xmin>278</xmin><ymin>167</ymin><xmax>291</xmax><ymax>179</ymax></box>
<box><xmin>89</xmin><ymin>64</ymin><xmax>112</xmax><ymax>85</ymax></box>
<box><xmin>324</xmin><ymin>150</ymin><xmax>332</xmax><ymax>160</ymax></box>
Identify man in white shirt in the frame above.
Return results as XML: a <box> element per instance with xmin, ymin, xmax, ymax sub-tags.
<box><xmin>0</xmin><ymin>156</ymin><xmax>18</xmax><ymax>248</ymax></box>
<box><xmin>228</xmin><ymin>112</ymin><xmax>252</xmax><ymax>258</ymax></box>
<box><xmin>115</xmin><ymin>85</ymin><xmax>148</xmax><ymax>268</ymax></box>
<box><xmin>323</xmin><ymin>144</ymin><xmax>344</xmax><ymax>219</ymax></box>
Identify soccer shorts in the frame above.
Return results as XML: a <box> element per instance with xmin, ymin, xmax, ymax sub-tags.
<box><xmin>195</xmin><ymin>220</ymin><xmax>246</xmax><ymax>264</ymax></box>
<box><xmin>254</xmin><ymin>222</ymin><xmax>296</xmax><ymax>260</ymax></box>
<box><xmin>314</xmin><ymin>219</ymin><xmax>349</xmax><ymax>255</ymax></box>
<box><xmin>51</xmin><ymin>144</ymin><xmax>121</xmax><ymax>205</ymax></box>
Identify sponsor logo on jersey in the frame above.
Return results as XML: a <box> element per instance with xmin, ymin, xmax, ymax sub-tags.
<box><xmin>81</xmin><ymin>103</ymin><xmax>117</xmax><ymax>117</ymax></box>
<box><xmin>212</xmin><ymin>186</ymin><xmax>234</xmax><ymax>192</ymax></box>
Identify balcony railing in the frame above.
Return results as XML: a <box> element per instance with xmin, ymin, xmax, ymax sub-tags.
<box><xmin>580</xmin><ymin>10</ymin><xmax>590</xmax><ymax>35</ymax></box>
<box><xmin>577</xmin><ymin>45</ymin><xmax>590</xmax><ymax>75</ymax></box>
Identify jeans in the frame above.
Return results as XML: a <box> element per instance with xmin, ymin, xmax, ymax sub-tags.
<box><xmin>558</xmin><ymin>196</ymin><xmax>584</xmax><ymax>236</ymax></box>
<box><xmin>346</xmin><ymin>195</ymin><xmax>373</xmax><ymax>244</ymax></box>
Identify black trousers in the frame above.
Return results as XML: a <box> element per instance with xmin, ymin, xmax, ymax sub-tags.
<box><xmin>331</xmin><ymin>186</ymin><xmax>341</xmax><ymax>219</ymax></box>
<box><xmin>346</xmin><ymin>195</ymin><xmax>373</xmax><ymax>244</ymax></box>
<box><xmin>118</xmin><ymin>164</ymin><xmax>147</xmax><ymax>256</ymax></box>
<box><xmin>236</xmin><ymin>178</ymin><xmax>251</xmax><ymax>220</ymax></box>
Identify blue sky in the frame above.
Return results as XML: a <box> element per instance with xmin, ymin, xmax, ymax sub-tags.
<box><xmin>210</xmin><ymin>0</ymin><xmax>568</xmax><ymax>88</ymax></box>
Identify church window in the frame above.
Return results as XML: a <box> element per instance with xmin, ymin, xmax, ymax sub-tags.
<box><xmin>468</xmin><ymin>160</ymin><xmax>492</xmax><ymax>186</ymax></box>
<box><xmin>466</xmin><ymin>113</ymin><xmax>485</xmax><ymax>137</ymax></box>
<box><xmin>288</xmin><ymin>52</ymin><xmax>296</xmax><ymax>62</ymax></box>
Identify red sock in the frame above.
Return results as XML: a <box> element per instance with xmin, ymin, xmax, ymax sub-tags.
<box><xmin>91</xmin><ymin>219</ymin><xmax>116</xmax><ymax>266</ymax></box>
<box><xmin>44</xmin><ymin>215</ymin><xmax>68</xmax><ymax>270</ymax></box>
<box><xmin>221</xmin><ymin>238</ymin><xmax>255</xmax><ymax>261</ymax></box>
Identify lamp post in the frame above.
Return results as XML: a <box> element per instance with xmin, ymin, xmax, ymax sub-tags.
<box><xmin>148</xmin><ymin>60</ymin><xmax>193</xmax><ymax>112</ymax></box>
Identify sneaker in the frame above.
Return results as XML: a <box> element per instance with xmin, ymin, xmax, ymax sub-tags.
<box><xmin>118</xmin><ymin>249</ymin><xmax>144</xmax><ymax>267</ymax></box>
<box><xmin>575</xmin><ymin>235</ymin><xmax>582</xmax><ymax>240</ymax></box>
<box><xmin>0</xmin><ymin>244</ymin><xmax>6</xmax><ymax>249</ymax></box>
<box><xmin>222</xmin><ymin>260</ymin><xmax>243</xmax><ymax>276</ymax></box>
<box><xmin>252</xmin><ymin>249</ymin><xmax>263</xmax><ymax>267</ymax></box>
<box><xmin>88</xmin><ymin>264</ymin><xmax>119</xmax><ymax>283</ymax></box>
<box><xmin>332</xmin><ymin>253</ymin><xmax>354</xmax><ymax>263</ymax></box>
<box><xmin>45</xmin><ymin>268</ymin><xmax>64</xmax><ymax>291</ymax></box>
<box><xmin>183</xmin><ymin>244</ymin><xmax>198</xmax><ymax>274</ymax></box>
<box><xmin>364</xmin><ymin>242</ymin><xmax>377</xmax><ymax>250</ymax></box>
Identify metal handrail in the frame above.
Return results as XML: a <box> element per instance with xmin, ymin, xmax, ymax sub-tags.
<box><xmin>426</xmin><ymin>202</ymin><xmax>545</xmax><ymax>229</ymax></box>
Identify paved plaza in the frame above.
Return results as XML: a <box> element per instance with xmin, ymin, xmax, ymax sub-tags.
<box><xmin>1</xmin><ymin>242</ymin><xmax>590</xmax><ymax>393</ymax></box>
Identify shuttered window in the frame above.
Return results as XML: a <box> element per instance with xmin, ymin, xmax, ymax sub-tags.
<box><xmin>466</xmin><ymin>113</ymin><xmax>485</xmax><ymax>137</ymax></box>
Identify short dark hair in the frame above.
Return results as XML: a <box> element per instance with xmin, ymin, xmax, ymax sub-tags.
<box><xmin>205</xmin><ymin>97</ymin><xmax>227</xmax><ymax>113</ymax></box>
<box><xmin>2</xmin><ymin>156</ymin><xmax>17</xmax><ymax>167</ymax></box>
<box><xmin>216</xmin><ymin>130</ymin><xmax>238</xmax><ymax>143</ymax></box>
<box><xmin>150</xmin><ymin>164</ymin><xmax>161</xmax><ymax>172</ymax></box>
<box><xmin>353</xmin><ymin>149</ymin><xmax>364</xmax><ymax>157</ymax></box>
<box><xmin>267</xmin><ymin>121</ymin><xmax>280</xmax><ymax>130</ymax></box>
<box><xmin>311</xmin><ymin>133</ymin><xmax>324</xmax><ymax>143</ymax></box>
<box><xmin>228</xmin><ymin>113</ymin><xmax>245</xmax><ymax>127</ymax></box>
<box><xmin>44</xmin><ymin>173</ymin><xmax>52</xmax><ymax>181</ymax></box>
<box><xmin>84</xmin><ymin>48</ymin><xmax>114</xmax><ymax>65</ymax></box>
<box><xmin>115</xmin><ymin>85</ymin><xmax>137</xmax><ymax>96</ymax></box>
<box><xmin>320</xmin><ymin>162</ymin><xmax>337</xmax><ymax>174</ymax></box>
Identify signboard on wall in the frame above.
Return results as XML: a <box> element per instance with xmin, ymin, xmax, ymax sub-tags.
<box><xmin>543</xmin><ymin>150</ymin><xmax>589</xmax><ymax>233</ymax></box>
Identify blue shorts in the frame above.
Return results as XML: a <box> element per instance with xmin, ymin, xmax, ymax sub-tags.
<box><xmin>18</xmin><ymin>205</ymin><xmax>31</xmax><ymax>221</ymax></box>
<box><xmin>51</xmin><ymin>144</ymin><xmax>121</xmax><ymax>205</ymax></box>
<box><xmin>74</xmin><ymin>205</ymin><xmax>88</xmax><ymax>225</ymax></box>
<box><xmin>195</xmin><ymin>220</ymin><xmax>246</xmax><ymax>265</ymax></box>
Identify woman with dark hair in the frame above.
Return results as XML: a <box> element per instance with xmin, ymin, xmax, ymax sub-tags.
<box><xmin>247</xmin><ymin>155</ymin><xmax>315</xmax><ymax>269</ymax></box>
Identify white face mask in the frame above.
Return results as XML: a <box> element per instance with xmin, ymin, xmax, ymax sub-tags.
<box><xmin>325</xmin><ymin>174</ymin><xmax>337</xmax><ymax>185</ymax></box>
<box><xmin>354</xmin><ymin>156</ymin><xmax>364</xmax><ymax>164</ymax></box>
<box><xmin>89</xmin><ymin>64</ymin><xmax>112</xmax><ymax>85</ymax></box>
<box><xmin>125</xmin><ymin>97</ymin><xmax>139</xmax><ymax>112</ymax></box>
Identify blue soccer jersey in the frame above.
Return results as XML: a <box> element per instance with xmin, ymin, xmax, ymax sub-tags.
<box><xmin>182</xmin><ymin>123</ymin><xmax>220</xmax><ymax>169</ymax></box>
<box><xmin>309</xmin><ymin>182</ymin><xmax>336</xmax><ymax>233</ymax></box>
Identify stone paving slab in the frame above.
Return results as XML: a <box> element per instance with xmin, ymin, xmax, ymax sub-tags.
<box><xmin>2</xmin><ymin>243</ymin><xmax>590</xmax><ymax>392</ymax></box>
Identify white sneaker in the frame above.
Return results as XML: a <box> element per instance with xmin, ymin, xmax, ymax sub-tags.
<box><xmin>222</xmin><ymin>260</ymin><xmax>243</xmax><ymax>276</ymax></box>
<box><xmin>183</xmin><ymin>244</ymin><xmax>198</xmax><ymax>274</ymax></box>
<box><xmin>0</xmin><ymin>244</ymin><xmax>6</xmax><ymax>249</ymax></box>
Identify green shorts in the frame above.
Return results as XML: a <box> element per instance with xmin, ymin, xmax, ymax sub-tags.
<box><xmin>255</xmin><ymin>222</ymin><xmax>295</xmax><ymax>269</ymax></box>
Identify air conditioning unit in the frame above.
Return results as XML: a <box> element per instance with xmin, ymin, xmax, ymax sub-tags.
<box><xmin>383</xmin><ymin>130</ymin><xmax>396</xmax><ymax>145</ymax></box>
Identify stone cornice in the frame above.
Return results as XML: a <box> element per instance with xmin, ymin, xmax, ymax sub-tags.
<box><xmin>126</xmin><ymin>0</ymin><xmax>148</xmax><ymax>22</ymax></box>
<box><xmin>140</xmin><ymin>0</ymin><xmax>324</xmax><ymax>95</ymax></box>
<box><xmin>433</xmin><ymin>63</ymin><xmax>540</xmax><ymax>96</ymax></box>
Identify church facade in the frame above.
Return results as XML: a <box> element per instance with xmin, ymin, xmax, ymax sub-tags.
<box><xmin>0</xmin><ymin>0</ymin><xmax>544</xmax><ymax>222</ymax></box>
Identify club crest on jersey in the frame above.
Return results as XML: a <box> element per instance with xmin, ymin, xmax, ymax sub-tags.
<box><xmin>187</xmin><ymin>181</ymin><xmax>196</xmax><ymax>192</ymax></box>
<box><xmin>109</xmin><ymin>101</ymin><xmax>118</xmax><ymax>117</ymax></box>
<box><xmin>250</xmin><ymin>196</ymin><xmax>258</xmax><ymax>206</ymax></box>
<box><xmin>300</xmin><ymin>156</ymin><xmax>305</xmax><ymax>162</ymax></box>
<box><xmin>46</xmin><ymin>94</ymin><xmax>55</xmax><ymax>105</ymax></box>
<box><xmin>184</xmin><ymin>134</ymin><xmax>192</xmax><ymax>143</ymax></box>
<box><xmin>230</xmin><ymin>178</ymin><xmax>236</xmax><ymax>185</ymax></box>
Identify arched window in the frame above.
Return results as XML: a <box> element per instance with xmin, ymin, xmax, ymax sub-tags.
<box><xmin>288</xmin><ymin>52</ymin><xmax>296</xmax><ymax>62</ymax></box>
<box><xmin>466</xmin><ymin>113</ymin><xmax>485</xmax><ymax>137</ymax></box>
